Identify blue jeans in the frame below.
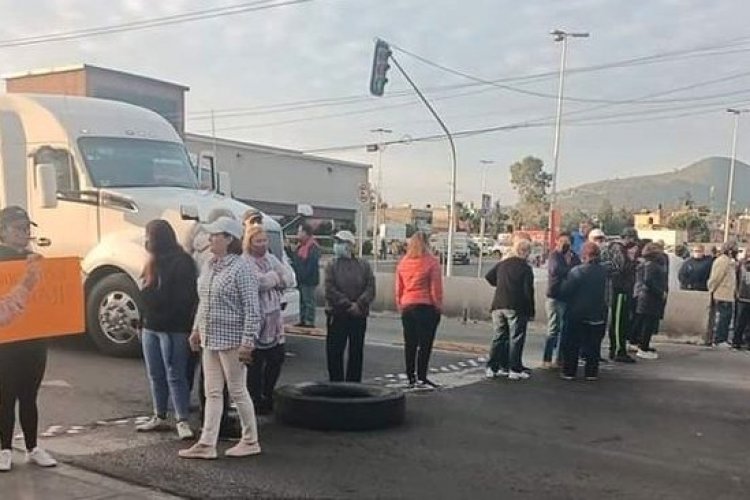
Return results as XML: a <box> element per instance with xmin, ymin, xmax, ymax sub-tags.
<box><xmin>299</xmin><ymin>285</ymin><xmax>317</xmax><ymax>326</ymax></box>
<box><xmin>543</xmin><ymin>299</ymin><xmax>567</xmax><ymax>363</ymax></box>
<box><xmin>487</xmin><ymin>309</ymin><xmax>529</xmax><ymax>373</ymax></box>
<box><xmin>714</xmin><ymin>301</ymin><xmax>734</xmax><ymax>344</ymax></box>
<box><xmin>141</xmin><ymin>330</ymin><xmax>192</xmax><ymax>421</ymax></box>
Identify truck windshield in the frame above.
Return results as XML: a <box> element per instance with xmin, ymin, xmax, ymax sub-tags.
<box><xmin>78</xmin><ymin>137</ymin><xmax>198</xmax><ymax>189</ymax></box>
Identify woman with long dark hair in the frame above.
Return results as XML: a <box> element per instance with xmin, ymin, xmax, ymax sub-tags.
<box><xmin>395</xmin><ymin>232</ymin><xmax>443</xmax><ymax>388</ymax></box>
<box><xmin>136</xmin><ymin>220</ymin><xmax>198</xmax><ymax>440</ymax></box>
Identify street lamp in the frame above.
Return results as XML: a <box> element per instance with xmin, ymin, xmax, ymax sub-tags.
<box><xmin>369</xmin><ymin>128</ymin><xmax>392</xmax><ymax>272</ymax></box>
<box><xmin>724</xmin><ymin>108</ymin><xmax>748</xmax><ymax>242</ymax></box>
<box><xmin>548</xmin><ymin>29</ymin><xmax>589</xmax><ymax>246</ymax></box>
<box><xmin>477</xmin><ymin>159</ymin><xmax>494</xmax><ymax>278</ymax></box>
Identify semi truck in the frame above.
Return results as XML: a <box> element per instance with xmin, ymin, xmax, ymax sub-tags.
<box><xmin>0</xmin><ymin>93</ymin><xmax>300</xmax><ymax>356</ymax></box>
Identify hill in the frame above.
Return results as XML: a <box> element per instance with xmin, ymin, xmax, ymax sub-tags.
<box><xmin>557</xmin><ymin>157</ymin><xmax>750</xmax><ymax>213</ymax></box>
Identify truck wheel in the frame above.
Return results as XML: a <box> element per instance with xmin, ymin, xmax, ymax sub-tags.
<box><xmin>86</xmin><ymin>273</ymin><xmax>143</xmax><ymax>357</ymax></box>
<box><xmin>275</xmin><ymin>382</ymin><xmax>406</xmax><ymax>431</ymax></box>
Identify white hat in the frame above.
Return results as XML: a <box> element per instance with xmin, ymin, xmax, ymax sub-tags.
<box><xmin>202</xmin><ymin>216</ymin><xmax>243</xmax><ymax>240</ymax></box>
<box><xmin>588</xmin><ymin>228</ymin><xmax>606</xmax><ymax>241</ymax></box>
<box><xmin>334</xmin><ymin>230</ymin><xmax>356</xmax><ymax>245</ymax></box>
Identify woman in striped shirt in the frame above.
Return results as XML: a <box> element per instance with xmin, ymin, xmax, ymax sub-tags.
<box><xmin>179</xmin><ymin>217</ymin><xmax>262</xmax><ymax>460</ymax></box>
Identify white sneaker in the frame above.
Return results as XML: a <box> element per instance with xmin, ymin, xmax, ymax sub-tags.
<box><xmin>627</xmin><ymin>343</ymin><xmax>639</xmax><ymax>353</ymax></box>
<box><xmin>636</xmin><ymin>349</ymin><xmax>658</xmax><ymax>360</ymax></box>
<box><xmin>136</xmin><ymin>416</ymin><xmax>170</xmax><ymax>432</ymax></box>
<box><xmin>497</xmin><ymin>368</ymin><xmax>510</xmax><ymax>377</ymax></box>
<box><xmin>176</xmin><ymin>421</ymin><xmax>194</xmax><ymax>440</ymax></box>
<box><xmin>0</xmin><ymin>449</ymin><xmax>12</xmax><ymax>472</ymax></box>
<box><xmin>485</xmin><ymin>368</ymin><xmax>497</xmax><ymax>379</ymax></box>
<box><xmin>716</xmin><ymin>342</ymin><xmax>732</xmax><ymax>350</ymax></box>
<box><xmin>26</xmin><ymin>448</ymin><xmax>57</xmax><ymax>468</ymax></box>
<box><xmin>508</xmin><ymin>371</ymin><xmax>531</xmax><ymax>381</ymax></box>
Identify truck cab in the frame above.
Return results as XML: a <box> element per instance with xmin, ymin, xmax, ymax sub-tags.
<box><xmin>0</xmin><ymin>93</ymin><xmax>299</xmax><ymax>356</ymax></box>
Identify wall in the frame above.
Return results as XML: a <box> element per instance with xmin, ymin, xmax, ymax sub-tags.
<box><xmin>6</xmin><ymin>69</ymin><xmax>86</xmax><ymax>96</ymax></box>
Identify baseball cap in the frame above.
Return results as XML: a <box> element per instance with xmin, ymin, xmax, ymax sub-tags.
<box><xmin>202</xmin><ymin>216</ymin><xmax>243</xmax><ymax>240</ymax></box>
<box><xmin>334</xmin><ymin>230</ymin><xmax>356</xmax><ymax>245</ymax></box>
<box><xmin>588</xmin><ymin>228</ymin><xmax>606</xmax><ymax>241</ymax></box>
<box><xmin>0</xmin><ymin>206</ymin><xmax>37</xmax><ymax>228</ymax></box>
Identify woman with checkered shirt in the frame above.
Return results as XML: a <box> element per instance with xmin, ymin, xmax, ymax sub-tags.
<box><xmin>179</xmin><ymin>216</ymin><xmax>262</xmax><ymax>460</ymax></box>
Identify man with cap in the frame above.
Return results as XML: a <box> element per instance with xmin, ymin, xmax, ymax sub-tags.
<box><xmin>0</xmin><ymin>206</ymin><xmax>58</xmax><ymax>471</ymax></box>
<box><xmin>323</xmin><ymin>230</ymin><xmax>376</xmax><ymax>382</ymax></box>
<box><xmin>605</xmin><ymin>227</ymin><xmax>640</xmax><ymax>363</ymax></box>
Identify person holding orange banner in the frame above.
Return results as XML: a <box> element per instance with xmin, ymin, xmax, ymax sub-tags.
<box><xmin>0</xmin><ymin>206</ymin><xmax>57</xmax><ymax>472</ymax></box>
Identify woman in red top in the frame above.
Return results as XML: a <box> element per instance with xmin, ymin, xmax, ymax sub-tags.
<box><xmin>395</xmin><ymin>232</ymin><xmax>443</xmax><ymax>388</ymax></box>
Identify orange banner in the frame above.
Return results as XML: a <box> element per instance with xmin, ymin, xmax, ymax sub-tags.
<box><xmin>0</xmin><ymin>257</ymin><xmax>85</xmax><ymax>344</ymax></box>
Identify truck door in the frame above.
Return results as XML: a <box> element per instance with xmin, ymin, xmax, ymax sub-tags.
<box><xmin>27</xmin><ymin>144</ymin><xmax>98</xmax><ymax>257</ymax></box>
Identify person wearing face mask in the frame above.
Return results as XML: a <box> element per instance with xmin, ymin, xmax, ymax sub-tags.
<box><xmin>606</xmin><ymin>227</ymin><xmax>640</xmax><ymax>363</ymax></box>
<box><xmin>542</xmin><ymin>232</ymin><xmax>580</xmax><ymax>369</ymax></box>
<box><xmin>242</xmin><ymin>225</ymin><xmax>295</xmax><ymax>414</ymax></box>
<box><xmin>678</xmin><ymin>245</ymin><xmax>713</xmax><ymax>292</ymax></box>
<box><xmin>324</xmin><ymin>231</ymin><xmax>376</xmax><ymax>382</ymax></box>
<box><xmin>0</xmin><ymin>206</ymin><xmax>57</xmax><ymax>472</ymax></box>
<box><xmin>732</xmin><ymin>247</ymin><xmax>750</xmax><ymax>350</ymax></box>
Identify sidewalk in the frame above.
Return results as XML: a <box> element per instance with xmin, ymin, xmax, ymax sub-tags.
<box><xmin>2</xmin><ymin>450</ymin><xmax>181</xmax><ymax>500</ymax></box>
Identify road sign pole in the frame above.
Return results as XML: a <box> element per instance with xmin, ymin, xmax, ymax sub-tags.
<box><xmin>478</xmin><ymin>215</ymin><xmax>486</xmax><ymax>279</ymax></box>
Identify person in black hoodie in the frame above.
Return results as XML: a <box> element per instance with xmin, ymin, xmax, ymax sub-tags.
<box><xmin>485</xmin><ymin>239</ymin><xmax>535</xmax><ymax>381</ymax></box>
<box><xmin>559</xmin><ymin>242</ymin><xmax>608</xmax><ymax>381</ymax></box>
<box><xmin>633</xmin><ymin>243</ymin><xmax>668</xmax><ymax>360</ymax></box>
<box><xmin>678</xmin><ymin>244</ymin><xmax>713</xmax><ymax>291</ymax></box>
<box><xmin>732</xmin><ymin>249</ymin><xmax>750</xmax><ymax>349</ymax></box>
<box><xmin>136</xmin><ymin>220</ymin><xmax>199</xmax><ymax>440</ymax></box>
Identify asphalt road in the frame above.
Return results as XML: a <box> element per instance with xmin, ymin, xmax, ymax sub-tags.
<box><xmin>31</xmin><ymin>322</ymin><xmax>750</xmax><ymax>500</ymax></box>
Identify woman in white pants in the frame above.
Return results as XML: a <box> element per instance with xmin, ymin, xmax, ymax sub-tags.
<box><xmin>179</xmin><ymin>216</ymin><xmax>262</xmax><ymax>460</ymax></box>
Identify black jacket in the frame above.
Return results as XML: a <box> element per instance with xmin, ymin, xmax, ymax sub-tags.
<box><xmin>607</xmin><ymin>240</ymin><xmax>639</xmax><ymax>293</ymax></box>
<box><xmin>738</xmin><ymin>259</ymin><xmax>750</xmax><ymax>302</ymax></box>
<box><xmin>559</xmin><ymin>261</ymin><xmax>608</xmax><ymax>323</ymax></box>
<box><xmin>678</xmin><ymin>256</ymin><xmax>712</xmax><ymax>291</ymax></box>
<box><xmin>635</xmin><ymin>256</ymin><xmax>668</xmax><ymax>318</ymax></box>
<box><xmin>141</xmin><ymin>251</ymin><xmax>198</xmax><ymax>333</ymax></box>
<box><xmin>546</xmin><ymin>249</ymin><xmax>580</xmax><ymax>299</ymax></box>
<box><xmin>324</xmin><ymin>256</ymin><xmax>376</xmax><ymax>316</ymax></box>
<box><xmin>485</xmin><ymin>257</ymin><xmax>535</xmax><ymax>317</ymax></box>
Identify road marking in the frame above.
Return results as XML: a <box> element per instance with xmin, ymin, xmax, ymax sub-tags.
<box><xmin>397</xmin><ymin>374</ymin><xmax>408</xmax><ymax>380</ymax></box>
<box><xmin>42</xmin><ymin>379</ymin><xmax>72</xmax><ymax>388</ymax></box>
<box><xmin>448</xmin><ymin>364</ymin><xmax>460</xmax><ymax>371</ymax></box>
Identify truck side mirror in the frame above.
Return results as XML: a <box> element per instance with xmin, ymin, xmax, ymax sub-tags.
<box><xmin>36</xmin><ymin>163</ymin><xmax>58</xmax><ymax>208</ymax></box>
<box><xmin>217</xmin><ymin>171</ymin><xmax>232</xmax><ymax>198</ymax></box>
<box><xmin>296</xmin><ymin>204</ymin><xmax>314</xmax><ymax>217</ymax></box>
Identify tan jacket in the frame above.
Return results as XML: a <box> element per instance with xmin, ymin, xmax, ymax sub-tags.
<box><xmin>707</xmin><ymin>254</ymin><xmax>736</xmax><ymax>302</ymax></box>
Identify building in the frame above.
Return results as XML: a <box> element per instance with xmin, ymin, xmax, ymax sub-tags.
<box><xmin>381</xmin><ymin>205</ymin><xmax>432</xmax><ymax>232</ymax></box>
<box><xmin>4</xmin><ymin>64</ymin><xmax>371</xmax><ymax>229</ymax></box>
<box><xmin>185</xmin><ymin>134</ymin><xmax>369</xmax><ymax>226</ymax></box>
<box><xmin>634</xmin><ymin>207</ymin><xmax>665</xmax><ymax>230</ymax></box>
<box><xmin>5</xmin><ymin>64</ymin><xmax>187</xmax><ymax>136</ymax></box>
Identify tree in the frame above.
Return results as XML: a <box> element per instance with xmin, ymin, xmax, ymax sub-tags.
<box><xmin>509</xmin><ymin>156</ymin><xmax>552</xmax><ymax>229</ymax></box>
<box><xmin>596</xmin><ymin>200</ymin><xmax>631</xmax><ymax>236</ymax></box>
<box><xmin>668</xmin><ymin>212</ymin><xmax>709</xmax><ymax>242</ymax></box>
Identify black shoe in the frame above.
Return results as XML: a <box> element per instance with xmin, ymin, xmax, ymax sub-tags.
<box><xmin>614</xmin><ymin>354</ymin><xmax>636</xmax><ymax>363</ymax></box>
<box><xmin>521</xmin><ymin>366</ymin><xmax>533</xmax><ymax>373</ymax></box>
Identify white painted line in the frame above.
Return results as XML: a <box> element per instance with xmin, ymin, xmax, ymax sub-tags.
<box><xmin>96</xmin><ymin>421</ymin><xmax>110</xmax><ymax>426</ymax></box>
<box><xmin>448</xmin><ymin>365</ymin><xmax>460</xmax><ymax>371</ymax></box>
<box><xmin>47</xmin><ymin>425</ymin><xmax>63</xmax><ymax>432</ymax></box>
<box><xmin>40</xmin><ymin>432</ymin><xmax>55</xmax><ymax>438</ymax></box>
<box><xmin>458</xmin><ymin>362</ymin><xmax>468</xmax><ymax>367</ymax></box>
<box><xmin>385</xmin><ymin>374</ymin><xmax>396</xmax><ymax>378</ymax></box>
<box><xmin>468</xmin><ymin>360</ymin><xmax>479</xmax><ymax>367</ymax></box>
<box><xmin>430</xmin><ymin>368</ymin><xmax>439</xmax><ymax>373</ymax></box>
<box><xmin>478</xmin><ymin>357</ymin><xmax>487</xmax><ymax>363</ymax></box>
<box><xmin>66</xmin><ymin>430</ymin><xmax>81</xmax><ymax>434</ymax></box>
<box><xmin>70</xmin><ymin>426</ymin><xmax>86</xmax><ymax>431</ymax></box>
<box><xmin>374</xmin><ymin>377</ymin><xmax>383</xmax><ymax>381</ymax></box>
<box><xmin>440</xmin><ymin>366</ymin><xmax>451</xmax><ymax>373</ymax></box>
<box><xmin>114</xmin><ymin>419</ymin><xmax>129</xmax><ymax>425</ymax></box>
<box><xmin>41</xmin><ymin>379</ymin><xmax>72</xmax><ymax>388</ymax></box>
<box><xmin>397</xmin><ymin>374</ymin><xmax>408</xmax><ymax>380</ymax></box>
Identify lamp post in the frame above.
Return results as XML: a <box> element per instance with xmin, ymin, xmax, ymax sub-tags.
<box><xmin>369</xmin><ymin>128</ymin><xmax>392</xmax><ymax>272</ymax></box>
<box><xmin>724</xmin><ymin>108</ymin><xmax>748</xmax><ymax>242</ymax></box>
<box><xmin>548</xmin><ymin>29</ymin><xmax>589</xmax><ymax>246</ymax></box>
<box><xmin>477</xmin><ymin>159</ymin><xmax>494</xmax><ymax>278</ymax></box>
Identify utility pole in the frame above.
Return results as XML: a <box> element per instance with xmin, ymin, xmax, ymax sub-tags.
<box><xmin>548</xmin><ymin>29</ymin><xmax>588</xmax><ymax>247</ymax></box>
<box><xmin>369</xmin><ymin>128</ymin><xmax>391</xmax><ymax>272</ymax></box>
<box><xmin>477</xmin><ymin>160</ymin><xmax>494</xmax><ymax>279</ymax></box>
<box><xmin>724</xmin><ymin>108</ymin><xmax>748</xmax><ymax>242</ymax></box>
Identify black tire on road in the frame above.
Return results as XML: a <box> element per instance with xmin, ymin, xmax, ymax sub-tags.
<box><xmin>274</xmin><ymin>382</ymin><xmax>406</xmax><ymax>431</ymax></box>
<box><xmin>86</xmin><ymin>273</ymin><xmax>143</xmax><ymax>358</ymax></box>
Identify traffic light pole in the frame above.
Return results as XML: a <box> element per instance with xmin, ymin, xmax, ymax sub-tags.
<box><xmin>390</xmin><ymin>54</ymin><xmax>458</xmax><ymax>277</ymax></box>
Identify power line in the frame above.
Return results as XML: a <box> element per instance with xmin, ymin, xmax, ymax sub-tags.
<box><xmin>0</xmin><ymin>0</ymin><xmax>312</xmax><ymax>49</ymax></box>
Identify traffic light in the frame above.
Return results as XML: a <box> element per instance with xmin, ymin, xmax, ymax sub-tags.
<box><xmin>369</xmin><ymin>39</ymin><xmax>392</xmax><ymax>97</ymax></box>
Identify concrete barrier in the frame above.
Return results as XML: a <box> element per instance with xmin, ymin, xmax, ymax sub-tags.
<box><xmin>315</xmin><ymin>271</ymin><xmax>709</xmax><ymax>340</ymax></box>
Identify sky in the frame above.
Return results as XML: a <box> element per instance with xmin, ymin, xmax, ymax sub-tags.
<box><xmin>2</xmin><ymin>0</ymin><xmax>750</xmax><ymax>209</ymax></box>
